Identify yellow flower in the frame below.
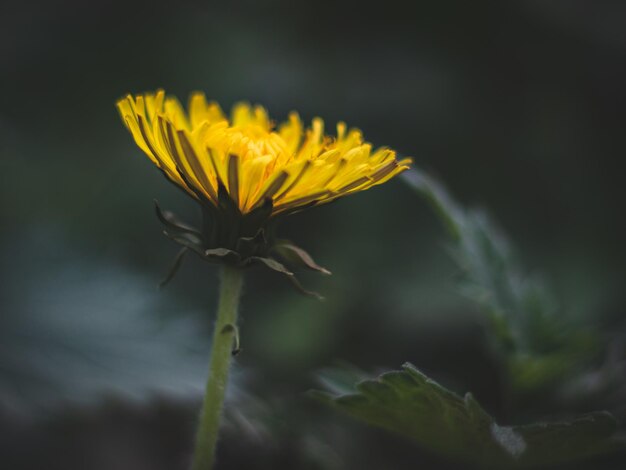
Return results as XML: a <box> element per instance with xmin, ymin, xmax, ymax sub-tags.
<box><xmin>117</xmin><ymin>90</ymin><xmax>411</xmax><ymax>216</ymax></box>
<box><xmin>117</xmin><ymin>90</ymin><xmax>411</xmax><ymax>294</ymax></box>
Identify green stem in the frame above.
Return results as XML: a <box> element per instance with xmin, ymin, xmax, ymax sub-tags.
<box><xmin>191</xmin><ymin>266</ymin><xmax>244</xmax><ymax>470</ymax></box>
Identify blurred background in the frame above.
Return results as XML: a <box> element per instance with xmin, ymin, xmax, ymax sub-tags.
<box><xmin>2</xmin><ymin>0</ymin><xmax>626</xmax><ymax>468</ymax></box>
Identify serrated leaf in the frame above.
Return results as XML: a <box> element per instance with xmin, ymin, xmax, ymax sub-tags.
<box><xmin>314</xmin><ymin>363</ymin><xmax>622</xmax><ymax>467</ymax></box>
<box><xmin>401</xmin><ymin>170</ymin><xmax>599</xmax><ymax>393</ymax></box>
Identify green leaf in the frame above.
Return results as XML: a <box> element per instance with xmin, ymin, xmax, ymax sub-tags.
<box><xmin>314</xmin><ymin>363</ymin><xmax>622</xmax><ymax>467</ymax></box>
<box><xmin>401</xmin><ymin>170</ymin><xmax>599</xmax><ymax>393</ymax></box>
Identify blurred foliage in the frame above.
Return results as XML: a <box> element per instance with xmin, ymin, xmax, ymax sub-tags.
<box><xmin>311</xmin><ymin>169</ymin><xmax>625</xmax><ymax>467</ymax></box>
<box><xmin>0</xmin><ymin>229</ymin><xmax>212</xmax><ymax>410</ymax></box>
<box><xmin>402</xmin><ymin>170</ymin><xmax>600</xmax><ymax>397</ymax></box>
<box><xmin>315</xmin><ymin>363</ymin><xmax>622</xmax><ymax>468</ymax></box>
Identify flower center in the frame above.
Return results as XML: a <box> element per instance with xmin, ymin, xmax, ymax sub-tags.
<box><xmin>205</xmin><ymin>123</ymin><xmax>291</xmax><ymax>163</ymax></box>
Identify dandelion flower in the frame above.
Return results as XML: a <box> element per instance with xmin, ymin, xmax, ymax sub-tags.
<box><xmin>117</xmin><ymin>90</ymin><xmax>410</xmax><ymax>289</ymax></box>
<box><xmin>115</xmin><ymin>89</ymin><xmax>411</xmax><ymax>470</ymax></box>
<box><xmin>117</xmin><ymin>90</ymin><xmax>410</xmax><ymax>215</ymax></box>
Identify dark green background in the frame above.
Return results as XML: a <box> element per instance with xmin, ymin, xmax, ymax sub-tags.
<box><xmin>2</xmin><ymin>1</ymin><xmax>625</xmax><ymax>469</ymax></box>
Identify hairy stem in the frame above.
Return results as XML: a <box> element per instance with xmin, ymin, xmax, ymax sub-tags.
<box><xmin>191</xmin><ymin>266</ymin><xmax>244</xmax><ymax>470</ymax></box>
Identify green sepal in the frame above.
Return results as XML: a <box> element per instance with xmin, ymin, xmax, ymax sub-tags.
<box><xmin>153</xmin><ymin>198</ymin><xmax>328</xmax><ymax>299</ymax></box>
<box><xmin>248</xmin><ymin>256</ymin><xmax>293</xmax><ymax>275</ymax></box>
<box><xmin>154</xmin><ymin>200</ymin><xmax>201</xmax><ymax>237</ymax></box>
<box><xmin>286</xmin><ymin>272</ymin><xmax>325</xmax><ymax>301</ymax></box>
<box><xmin>249</xmin><ymin>256</ymin><xmax>325</xmax><ymax>301</ymax></box>
<box><xmin>204</xmin><ymin>248</ymin><xmax>241</xmax><ymax>264</ymax></box>
<box><xmin>214</xmin><ymin>181</ymin><xmax>242</xmax><ymax>248</ymax></box>
<box><xmin>236</xmin><ymin>229</ymin><xmax>267</xmax><ymax>259</ymax></box>
<box><xmin>241</xmin><ymin>197</ymin><xmax>273</xmax><ymax>236</ymax></box>
<box><xmin>216</xmin><ymin>180</ymin><xmax>241</xmax><ymax>216</ymax></box>
<box><xmin>273</xmin><ymin>241</ymin><xmax>331</xmax><ymax>275</ymax></box>
<box><xmin>162</xmin><ymin>230</ymin><xmax>206</xmax><ymax>257</ymax></box>
<box><xmin>159</xmin><ymin>247</ymin><xmax>188</xmax><ymax>289</ymax></box>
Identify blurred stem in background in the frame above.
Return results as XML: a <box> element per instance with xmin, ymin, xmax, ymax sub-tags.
<box><xmin>192</xmin><ymin>266</ymin><xmax>244</xmax><ymax>470</ymax></box>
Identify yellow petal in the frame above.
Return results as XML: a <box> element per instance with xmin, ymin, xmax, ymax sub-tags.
<box><xmin>117</xmin><ymin>90</ymin><xmax>412</xmax><ymax>215</ymax></box>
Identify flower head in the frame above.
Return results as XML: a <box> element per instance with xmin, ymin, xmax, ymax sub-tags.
<box><xmin>117</xmin><ymin>90</ymin><xmax>411</xmax><ymax>294</ymax></box>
